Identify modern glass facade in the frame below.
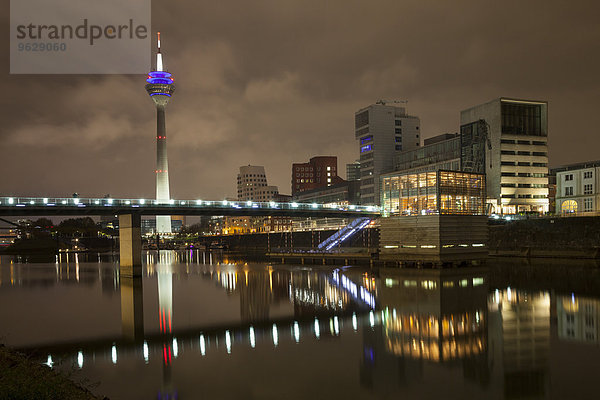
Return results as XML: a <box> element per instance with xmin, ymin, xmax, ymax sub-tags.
<box><xmin>395</xmin><ymin>135</ymin><xmax>460</xmax><ymax>171</ymax></box>
<box><xmin>381</xmin><ymin>170</ymin><xmax>486</xmax><ymax>215</ymax></box>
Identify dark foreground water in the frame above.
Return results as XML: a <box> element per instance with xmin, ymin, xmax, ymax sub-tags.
<box><xmin>1</xmin><ymin>251</ymin><xmax>600</xmax><ymax>399</ymax></box>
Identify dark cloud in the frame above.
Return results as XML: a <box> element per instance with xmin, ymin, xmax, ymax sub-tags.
<box><xmin>1</xmin><ymin>0</ymin><xmax>600</xmax><ymax>199</ymax></box>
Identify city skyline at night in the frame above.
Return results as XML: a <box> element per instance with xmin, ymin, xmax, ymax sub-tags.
<box><xmin>2</xmin><ymin>1</ymin><xmax>600</xmax><ymax>202</ymax></box>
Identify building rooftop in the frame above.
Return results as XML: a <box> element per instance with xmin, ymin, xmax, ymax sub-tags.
<box><xmin>551</xmin><ymin>160</ymin><xmax>600</xmax><ymax>173</ymax></box>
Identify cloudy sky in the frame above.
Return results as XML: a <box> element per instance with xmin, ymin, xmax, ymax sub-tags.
<box><xmin>2</xmin><ymin>0</ymin><xmax>600</xmax><ymax>200</ymax></box>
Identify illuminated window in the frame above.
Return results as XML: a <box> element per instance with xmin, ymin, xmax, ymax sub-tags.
<box><xmin>361</xmin><ymin>144</ymin><xmax>372</xmax><ymax>153</ymax></box>
<box><xmin>561</xmin><ymin>199</ymin><xmax>577</xmax><ymax>213</ymax></box>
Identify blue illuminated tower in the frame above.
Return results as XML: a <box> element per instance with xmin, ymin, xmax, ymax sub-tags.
<box><xmin>146</xmin><ymin>32</ymin><xmax>175</xmax><ymax>234</ymax></box>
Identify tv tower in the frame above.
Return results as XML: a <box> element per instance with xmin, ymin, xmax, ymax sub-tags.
<box><xmin>146</xmin><ymin>32</ymin><xmax>175</xmax><ymax>234</ymax></box>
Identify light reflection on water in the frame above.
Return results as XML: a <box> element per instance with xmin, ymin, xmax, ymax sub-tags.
<box><xmin>1</xmin><ymin>251</ymin><xmax>600</xmax><ymax>399</ymax></box>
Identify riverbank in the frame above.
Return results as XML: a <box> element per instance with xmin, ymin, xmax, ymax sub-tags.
<box><xmin>0</xmin><ymin>345</ymin><xmax>106</xmax><ymax>399</ymax></box>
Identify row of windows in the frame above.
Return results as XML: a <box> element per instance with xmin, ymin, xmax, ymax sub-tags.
<box><xmin>564</xmin><ymin>172</ymin><xmax>594</xmax><ymax>181</ymax></box>
<box><xmin>501</xmin><ymin>172</ymin><xmax>548</xmax><ymax>177</ymax></box>
<box><xmin>502</xmin><ymin>194</ymin><xmax>547</xmax><ymax>199</ymax></box>
<box><xmin>500</xmin><ymin>139</ymin><xmax>546</xmax><ymax>145</ymax></box>
<box><xmin>362</xmin><ymin>178</ymin><xmax>374</xmax><ymax>186</ymax></box>
<box><xmin>501</xmin><ymin>161</ymin><xmax>549</xmax><ymax>168</ymax></box>
<box><xmin>501</xmin><ymin>150</ymin><xmax>547</xmax><ymax>156</ymax></box>
<box><xmin>501</xmin><ymin>183</ymin><xmax>548</xmax><ymax>188</ymax></box>
<box><xmin>360</xmin><ymin>135</ymin><xmax>373</xmax><ymax>145</ymax></box>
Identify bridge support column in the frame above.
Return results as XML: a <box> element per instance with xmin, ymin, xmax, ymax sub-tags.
<box><xmin>119</xmin><ymin>214</ymin><xmax>142</xmax><ymax>277</ymax></box>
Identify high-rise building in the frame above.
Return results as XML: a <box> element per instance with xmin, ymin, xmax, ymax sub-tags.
<box><xmin>346</xmin><ymin>160</ymin><xmax>361</xmax><ymax>181</ymax></box>
<box><xmin>237</xmin><ymin>165</ymin><xmax>279</xmax><ymax>202</ymax></box>
<box><xmin>145</xmin><ymin>33</ymin><xmax>175</xmax><ymax>233</ymax></box>
<box><xmin>291</xmin><ymin>156</ymin><xmax>343</xmax><ymax>195</ymax></box>
<box><xmin>355</xmin><ymin>101</ymin><xmax>421</xmax><ymax>205</ymax></box>
<box><xmin>460</xmin><ymin>98</ymin><xmax>549</xmax><ymax>214</ymax></box>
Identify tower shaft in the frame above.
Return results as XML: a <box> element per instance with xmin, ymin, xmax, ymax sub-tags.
<box><xmin>155</xmin><ymin>105</ymin><xmax>171</xmax><ymax>233</ymax></box>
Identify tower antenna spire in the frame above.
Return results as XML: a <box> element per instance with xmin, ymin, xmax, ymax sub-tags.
<box><xmin>156</xmin><ymin>32</ymin><xmax>163</xmax><ymax>71</ymax></box>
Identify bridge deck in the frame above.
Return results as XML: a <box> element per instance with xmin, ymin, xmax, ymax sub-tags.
<box><xmin>0</xmin><ymin>196</ymin><xmax>380</xmax><ymax>218</ymax></box>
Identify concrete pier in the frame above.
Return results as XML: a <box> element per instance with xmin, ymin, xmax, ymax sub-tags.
<box><xmin>119</xmin><ymin>214</ymin><xmax>142</xmax><ymax>277</ymax></box>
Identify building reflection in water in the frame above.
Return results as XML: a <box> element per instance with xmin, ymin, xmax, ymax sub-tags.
<box><xmin>556</xmin><ymin>294</ymin><xmax>600</xmax><ymax>344</ymax></box>
<box><xmin>488</xmin><ymin>288</ymin><xmax>550</xmax><ymax>399</ymax></box>
<box><xmin>14</xmin><ymin>251</ymin><xmax>583</xmax><ymax>399</ymax></box>
<box><xmin>360</xmin><ymin>269</ymin><xmax>490</xmax><ymax>394</ymax></box>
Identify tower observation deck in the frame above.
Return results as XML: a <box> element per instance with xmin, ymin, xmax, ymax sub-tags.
<box><xmin>146</xmin><ymin>32</ymin><xmax>175</xmax><ymax>234</ymax></box>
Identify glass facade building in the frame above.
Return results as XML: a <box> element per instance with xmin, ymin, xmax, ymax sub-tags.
<box><xmin>380</xmin><ymin>170</ymin><xmax>486</xmax><ymax>216</ymax></box>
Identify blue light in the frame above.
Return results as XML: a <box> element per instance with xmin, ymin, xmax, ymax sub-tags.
<box><xmin>360</xmin><ymin>135</ymin><xmax>373</xmax><ymax>145</ymax></box>
<box><xmin>146</xmin><ymin>71</ymin><xmax>174</xmax><ymax>85</ymax></box>
<box><xmin>150</xmin><ymin>93</ymin><xmax>172</xmax><ymax>97</ymax></box>
<box><xmin>360</xmin><ymin>144</ymin><xmax>372</xmax><ymax>153</ymax></box>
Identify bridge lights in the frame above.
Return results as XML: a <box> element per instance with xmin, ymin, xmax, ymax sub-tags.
<box><xmin>314</xmin><ymin>318</ymin><xmax>321</xmax><ymax>339</ymax></box>
<box><xmin>311</xmin><ymin>203</ymin><xmax>318</xmax><ymax>209</ymax></box>
<box><xmin>107</xmin><ymin>198</ymin><xmax>113</xmax><ymax>205</ymax></box>
<box><xmin>196</xmin><ymin>200</ymin><xmax>202</xmax><ymax>205</ymax></box>
<box><xmin>199</xmin><ymin>334</ymin><xmax>206</xmax><ymax>356</ymax></box>
<box><xmin>291</xmin><ymin>202</ymin><xmax>299</xmax><ymax>208</ymax></box>
<box><xmin>61</xmin><ymin>200</ymin><xmax>67</xmax><ymax>205</ymax></box>
<box><xmin>293</xmin><ymin>321</ymin><xmax>300</xmax><ymax>343</ymax></box>
<box><xmin>225</xmin><ymin>330</ymin><xmax>232</xmax><ymax>354</ymax></box>
<box><xmin>8</xmin><ymin>198</ymin><xmax>14</xmax><ymax>204</ymax></box>
<box><xmin>77</xmin><ymin>351</ymin><xmax>83</xmax><ymax>368</ymax></box>
<box><xmin>246</xmin><ymin>201</ymin><xmax>253</xmax><ymax>207</ymax></box>
<box><xmin>173</xmin><ymin>338</ymin><xmax>179</xmax><ymax>357</ymax></box>
<box><xmin>43</xmin><ymin>198</ymin><xmax>48</xmax><ymax>204</ymax></box>
<box><xmin>143</xmin><ymin>341</ymin><xmax>149</xmax><ymax>363</ymax></box>
<box><xmin>94</xmin><ymin>200</ymin><xmax>100</xmax><ymax>205</ymax></box>
<box><xmin>139</xmin><ymin>199</ymin><xmax>146</xmax><ymax>205</ymax></box>
<box><xmin>249</xmin><ymin>326</ymin><xmax>256</xmax><ymax>348</ymax></box>
<box><xmin>222</xmin><ymin>200</ymin><xmax>228</xmax><ymax>206</ymax></box>
<box><xmin>125</xmin><ymin>200</ymin><xmax>131</xmax><ymax>205</ymax></box>
<box><xmin>269</xmin><ymin>201</ymin><xmax>276</xmax><ymax>208</ymax></box>
<box><xmin>111</xmin><ymin>345</ymin><xmax>117</xmax><ymax>364</ymax></box>
<box><xmin>272</xmin><ymin>324</ymin><xmax>279</xmax><ymax>347</ymax></box>
<box><xmin>169</xmin><ymin>199</ymin><xmax>175</xmax><ymax>205</ymax></box>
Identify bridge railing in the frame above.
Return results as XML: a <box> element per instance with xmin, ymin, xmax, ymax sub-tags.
<box><xmin>0</xmin><ymin>196</ymin><xmax>380</xmax><ymax>215</ymax></box>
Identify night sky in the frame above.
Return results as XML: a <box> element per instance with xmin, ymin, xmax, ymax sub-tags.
<box><xmin>2</xmin><ymin>0</ymin><xmax>599</xmax><ymax>200</ymax></box>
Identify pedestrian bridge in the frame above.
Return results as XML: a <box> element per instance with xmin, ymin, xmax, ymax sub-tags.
<box><xmin>0</xmin><ymin>196</ymin><xmax>380</xmax><ymax>218</ymax></box>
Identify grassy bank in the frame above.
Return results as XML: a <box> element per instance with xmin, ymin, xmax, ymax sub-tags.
<box><xmin>0</xmin><ymin>345</ymin><xmax>106</xmax><ymax>400</ymax></box>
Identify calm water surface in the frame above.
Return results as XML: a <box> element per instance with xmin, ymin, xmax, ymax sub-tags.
<box><xmin>1</xmin><ymin>251</ymin><xmax>600</xmax><ymax>399</ymax></box>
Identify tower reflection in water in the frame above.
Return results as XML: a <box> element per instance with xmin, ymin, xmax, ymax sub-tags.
<box><xmin>26</xmin><ymin>251</ymin><xmax>580</xmax><ymax>398</ymax></box>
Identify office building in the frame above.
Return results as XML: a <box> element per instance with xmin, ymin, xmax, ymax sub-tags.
<box><xmin>460</xmin><ymin>98</ymin><xmax>549</xmax><ymax>214</ymax></box>
<box><xmin>237</xmin><ymin>165</ymin><xmax>279</xmax><ymax>202</ymax></box>
<box><xmin>293</xmin><ymin>180</ymin><xmax>360</xmax><ymax>206</ymax></box>
<box><xmin>291</xmin><ymin>156</ymin><xmax>342</xmax><ymax>195</ymax></box>
<box><xmin>355</xmin><ymin>101</ymin><xmax>421</xmax><ymax>205</ymax></box>
<box><xmin>394</xmin><ymin>133</ymin><xmax>461</xmax><ymax>174</ymax></box>
<box><xmin>553</xmin><ymin>160</ymin><xmax>600</xmax><ymax>213</ymax></box>
<box><xmin>145</xmin><ymin>33</ymin><xmax>176</xmax><ymax>233</ymax></box>
<box><xmin>346</xmin><ymin>160</ymin><xmax>361</xmax><ymax>181</ymax></box>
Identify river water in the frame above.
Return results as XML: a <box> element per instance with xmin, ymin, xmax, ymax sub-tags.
<box><xmin>1</xmin><ymin>251</ymin><xmax>600</xmax><ymax>399</ymax></box>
